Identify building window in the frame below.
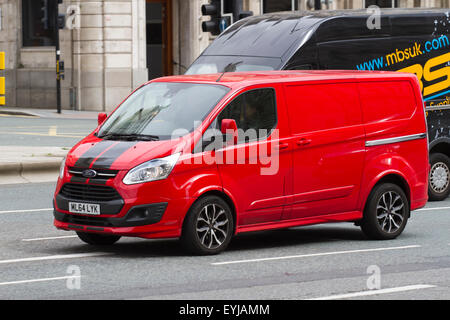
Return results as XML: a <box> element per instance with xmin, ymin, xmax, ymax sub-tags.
<box><xmin>22</xmin><ymin>0</ymin><xmax>57</xmax><ymax>47</ymax></box>
<box><xmin>364</xmin><ymin>0</ymin><xmax>399</xmax><ymax>7</ymax></box>
<box><xmin>262</xmin><ymin>0</ymin><xmax>298</xmax><ymax>14</ymax></box>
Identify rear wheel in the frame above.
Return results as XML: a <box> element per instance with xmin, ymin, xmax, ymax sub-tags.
<box><xmin>181</xmin><ymin>196</ymin><xmax>234</xmax><ymax>255</ymax></box>
<box><xmin>361</xmin><ymin>183</ymin><xmax>409</xmax><ymax>240</ymax></box>
<box><xmin>428</xmin><ymin>153</ymin><xmax>450</xmax><ymax>201</ymax></box>
<box><xmin>76</xmin><ymin>232</ymin><xmax>121</xmax><ymax>245</ymax></box>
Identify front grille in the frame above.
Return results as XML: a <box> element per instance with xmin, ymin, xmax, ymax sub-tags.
<box><xmin>60</xmin><ymin>183</ymin><xmax>122</xmax><ymax>202</ymax></box>
<box><xmin>68</xmin><ymin>167</ymin><xmax>118</xmax><ymax>179</ymax></box>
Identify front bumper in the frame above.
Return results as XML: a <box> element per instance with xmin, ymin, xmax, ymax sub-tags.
<box><xmin>54</xmin><ymin>202</ymin><xmax>167</xmax><ymax>228</ymax></box>
<box><xmin>53</xmin><ymin>202</ymin><xmax>183</xmax><ymax>239</ymax></box>
<box><xmin>55</xmin><ymin>193</ymin><xmax>125</xmax><ymax>215</ymax></box>
<box><xmin>53</xmin><ymin>165</ymin><xmax>203</xmax><ymax>239</ymax></box>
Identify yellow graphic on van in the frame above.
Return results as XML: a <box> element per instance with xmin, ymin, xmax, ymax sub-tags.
<box><xmin>398</xmin><ymin>52</ymin><xmax>450</xmax><ymax>102</ymax></box>
<box><xmin>0</xmin><ymin>52</ymin><xmax>5</xmax><ymax>106</ymax></box>
<box><xmin>428</xmin><ymin>95</ymin><xmax>450</xmax><ymax>107</ymax></box>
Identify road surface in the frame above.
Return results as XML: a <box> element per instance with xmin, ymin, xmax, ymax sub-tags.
<box><xmin>0</xmin><ymin>182</ymin><xmax>448</xmax><ymax>300</ymax></box>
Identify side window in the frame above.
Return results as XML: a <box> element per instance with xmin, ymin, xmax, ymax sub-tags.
<box><xmin>217</xmin><ymin>88</ymin><xmax>277</xmax><ymax>143</ymax></box>
<box><xmin>197</xmin><ymin>88</ymin><xmax>277</xmax><ymax>152</ymax></box>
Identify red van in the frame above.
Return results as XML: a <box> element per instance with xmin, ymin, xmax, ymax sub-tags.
<box><xmin>53</xmin><ymin>71</ymin><xmax>429</xmax><ymax>254</ymax></box>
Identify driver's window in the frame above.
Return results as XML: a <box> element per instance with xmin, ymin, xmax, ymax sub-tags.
<box><xmin>197</xmin><ymin>88</ymin><xmax>277</xmax><ymax>152</ymax></box>
<box><xmin>216</xmin><ymin>88</ymin><xmax>277</xmax><ymax>136</ymax></box>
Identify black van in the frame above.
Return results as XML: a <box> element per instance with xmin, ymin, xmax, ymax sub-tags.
<box><xmin>187</xmin><ymin>8</ymin><xmax>450</xmax><ymax>201</ymax></box>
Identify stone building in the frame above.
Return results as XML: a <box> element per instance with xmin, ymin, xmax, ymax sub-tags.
<box><xmin>0</xmin><ymin>0</ymin><xmax>448</xmax><ymax>111</ymax></box>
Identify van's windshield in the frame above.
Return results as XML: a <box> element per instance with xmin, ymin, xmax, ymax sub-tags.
<box><xmin>186</xmin><ymin>56</ymin><xmax>281</xmax><ymax>74</ymax></box>
<box><xmin>97</xmin><ymin>82</ymin><xmax>229</xmax><ymax>141</ymax></box>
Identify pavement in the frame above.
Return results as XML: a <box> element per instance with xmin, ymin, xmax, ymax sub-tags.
<box><xmin>0</xmin><ymin>107</ymin><xmax>99</xmax><ymax>120</ymax></box>
<box><xmin>0</xmin><ymin>108</ymin><xmax>98</xmax><ymax>184</ymax></box>
<box><xmin>0</xmin><ymin>146</ymin><xmax>68</xmax><ymax>184</ymax></box>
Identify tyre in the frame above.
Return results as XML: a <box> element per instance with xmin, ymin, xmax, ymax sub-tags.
<box><xmin>360</xmin><ymin>183</ymin><xmax>409</xmax><ymax>240</ymax></box>
<box><xmin>76</xmin><ymin>232</ymin><xmax>121</xmax><ymax>245</ymax></box>
<box><xmin>428</xmin><ymin>153</ymin><xmax>450</xmax><ymax>201</ymax></box>
<box><xmin>181</xmin><ymin>196</ymin><xmax>234</xmax><ymax>255</ymax></box>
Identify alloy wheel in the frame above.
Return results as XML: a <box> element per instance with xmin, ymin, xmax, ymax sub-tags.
<box><xmin>196</xmin><ymin>203</ymin><xmax>230</xmax><ymax>250</ymax></box>
<box><xmin>376</xmin><ymin>191</ymin><xmax>405</xmax><ymax>234</ymax></box>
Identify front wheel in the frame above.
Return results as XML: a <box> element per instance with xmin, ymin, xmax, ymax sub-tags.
<box><xmin>181</xmin><ymin>196</ymin><xmax>234</xmax><ymax>255</ymax></box>
<box><xmin>360</xmin><ymin>183</ymin><xmax>409</xmax><ymax>240</ymax></box>
<box><xmin>428</xmin><ymin>153</ymin><xmax>450</xmax><ymax>201</ymax></box>
<box><xmin>76</xmin><ymin>232</ymin><xmax>121</xmax><ymax>245</ymax></box>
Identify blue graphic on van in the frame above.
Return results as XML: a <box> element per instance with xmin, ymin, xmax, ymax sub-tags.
<box><xmin>356</xmin><ymin>36</ymin><xmax>449</xmax><ymax>71</ymax></box>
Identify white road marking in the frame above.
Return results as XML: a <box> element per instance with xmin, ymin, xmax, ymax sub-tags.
<box><xmin>211</xmin><ymin>245</ymin><xmax>421</xmax><ymax>265</ymax></box>
<box><xmin>22</xmin><ymin>235</ymin><xmax>78</xmax><ymax>242</ymax></box>
<box><xmin>307</xmin><ymin>284</ymin><xmax>436</xmax><ymax>300</ymax></box>
<box><xmin>0</xmin><ymin>252</ymin><xmax>111</xmax><ymax>265</ymax></box>
<box><xmin>0</xmin><ymin>276</ymin><xmax>81</xmax><ymax>287</ymax></box>
<box><xmin>0</xmin><ymin>208</ymin><xmax>53</xmax><ymax>214</ymax></box>
<box><xmin>416</xmin><ymin>206</ymin><xmax>450</xmax><ymax>212</ymax></box>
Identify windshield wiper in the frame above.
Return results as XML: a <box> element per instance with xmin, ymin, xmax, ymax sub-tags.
<box><xmin>98</xmin><ymin>133</ymin><xmax>159</xmax><ymax>141</ymax></box>
<box><xmin>222</xmin><ymin>61</ymin><xmax>243</xmax><ymax>73</ymax></box>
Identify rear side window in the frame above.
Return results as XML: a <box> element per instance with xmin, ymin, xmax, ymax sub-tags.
<box><xmin>284</xmin><ymin>82</ymin><xmax>362</xmax><ymax>134</ymax></box>
<box><xmin>358</xmin><ymin>81</ymin><xmax>417</xmax><ymax>123</ymax></box>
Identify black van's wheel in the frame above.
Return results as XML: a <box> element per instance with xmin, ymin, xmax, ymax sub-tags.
<box><xmin>360</xmin><ymin>183</ymin><xmax>409</xmax><ymax>240</ymax></box>
<box><xmin>428</xmin><ymin>153</ymin><xmax>450</xmax><ymax>201</ymax></box>
<box><xmin>181</xmin><ymin>196</ymin><xmax>234</xmax><ymax>255</ymax></box>
<box><xmin>76</xmin><ymin>232</ymin><xmax>121</xmax><ymax>245</ymax></box>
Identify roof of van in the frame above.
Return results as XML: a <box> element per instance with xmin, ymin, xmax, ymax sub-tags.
<box><xmin>201</xmin><ymin>8</ymin><xmax>450</xmax><ymax>59</ymax></box>
<box><xmin>152</xmin><ymin>70</ymin><xmax>417</xmax><ymax>87</ymax></box>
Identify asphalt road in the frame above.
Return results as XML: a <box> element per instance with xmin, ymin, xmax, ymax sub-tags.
<box><xmin>0</xmin><ymin>182</ymin><xmax>449</xmax><ymax>300</ymax></box>
<box><xmin>0</xmin><ymin>115</ymin><xmax>97</xmax><ymax>147</ymax></box>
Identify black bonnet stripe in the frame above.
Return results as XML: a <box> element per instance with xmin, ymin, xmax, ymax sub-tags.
<box><xmin>74</xmin><ymin>140</ymin><xmax>116</xmax><ymax>168</ymax></box>
<box><xmin>91</xmin><ymin>141</ymin><xmax>138</xmax><ymax>169</ymax></box>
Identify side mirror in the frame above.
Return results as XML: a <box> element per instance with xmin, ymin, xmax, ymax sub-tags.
<box><xmin>220</xmin><ymin>119</ymin><xmax>238</xmax><ymax>145</ymax></box>
<box><xmin>98</xmin><ymin>113</ymin><xmax>107</xmax><ymax>126</ymax></box>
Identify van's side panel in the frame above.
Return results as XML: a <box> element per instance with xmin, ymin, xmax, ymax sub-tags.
<box><xmin>282</xmin><ymin>81</ymin><xmax>366</xmax><ymax>219</ymax></box>
<box><xmin>357</xmin><ymin>78</ymin><xmax>429</xmax><ymax>211</ymax></box>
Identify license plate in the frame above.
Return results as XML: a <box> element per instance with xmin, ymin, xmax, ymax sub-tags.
<box><xmin>69</xmin><ymin>202</ymin><xmax>101</xmax><ymax>215</ymax></box>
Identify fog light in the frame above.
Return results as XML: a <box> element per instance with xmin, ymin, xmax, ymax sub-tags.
<box><xmin>124</xmin><ymin>203</ymin><xmax>168</xmax><ymax>225</ymax></box>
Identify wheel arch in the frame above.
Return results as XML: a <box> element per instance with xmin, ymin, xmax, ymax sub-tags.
<box><xmin>429</xmin><ymin>139</ymin><xmax>450</xmax><ymax>159</ymax></box>
<box><xmin>363</xmin><ymin>172</ymin><xmax>412</xmax><ymax>216</ymax></box>
<box><xmin>182</xmin><ymin>189</ymin><xmax>238</xmax><ymax>235</ymax></box>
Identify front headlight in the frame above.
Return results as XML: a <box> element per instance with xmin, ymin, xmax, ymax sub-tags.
<box><xmin>123</xmin><ymin>153</ymin><xmax>181</xmax><ymax>185</ymax></box>
<box><xmin>59</xmin><ymin>156</ymin><xmax>67</xmax><ymax>179</ymax></box>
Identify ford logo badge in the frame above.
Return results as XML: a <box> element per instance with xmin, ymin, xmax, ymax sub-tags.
<box><xmin>82</xmin><ymin>169</ymin><xmax>97</xmax><ymax>178</ymax></box>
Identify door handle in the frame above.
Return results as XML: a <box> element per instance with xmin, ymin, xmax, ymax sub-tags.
<box><xmin>275</xmin><ymin>143</ymin><xmax>289</xmax><ymax>150</ymax></box>
<box><xmin>296</xmin><ymin>138</ymin><xmax>312</xmax><ymax>146</ymax></box>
